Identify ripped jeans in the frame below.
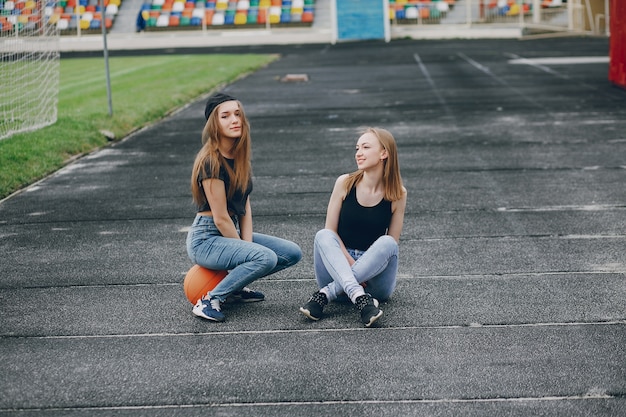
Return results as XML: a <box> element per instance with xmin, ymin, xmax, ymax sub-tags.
<box><xmin>313</xmin><ymin>228</ymin><xmax>398</xmax><ymax>303</ymax></box>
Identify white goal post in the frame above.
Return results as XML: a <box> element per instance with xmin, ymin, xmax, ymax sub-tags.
<box><xmin>0</xmin><ymin>1</ymin><xmax>60</xmax><ymax>140</ymax></box>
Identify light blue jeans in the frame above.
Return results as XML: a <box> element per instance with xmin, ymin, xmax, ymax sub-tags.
<box><xmin>186</xmin><ymin>214</ymin><xmax>302</xmax><ymax>302</ymax></box>
<box><xmin>314</xmin><ymin>228</ymin><xmax>398</xmax><ymax>303</ymax></box>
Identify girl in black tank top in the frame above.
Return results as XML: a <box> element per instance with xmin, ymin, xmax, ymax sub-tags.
<box><xmin>299</xmin><ymin>127</ymin><xmax>407</xmax><ymax>327</ymax></box>
<box><xmin>337</xmin><ymin>186</ymin><xmax>392</xmax><ymax>251</ymax></box>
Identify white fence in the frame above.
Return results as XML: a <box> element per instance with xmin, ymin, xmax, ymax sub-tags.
<box><xmin>389</xmin><ymin>0</ymin><xmax>610</xmax><ymax>36</ymax></box>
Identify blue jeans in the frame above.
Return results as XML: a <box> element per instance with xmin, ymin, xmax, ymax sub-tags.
<box><xmin>314</xmin><ymin>229</ymin><xmax>398</xmax><ymax>303</ymax></box>
<box><xmin>186</xmin><ymin>214</ymin><xmax>302</xmax><ymax>302</ymax></box>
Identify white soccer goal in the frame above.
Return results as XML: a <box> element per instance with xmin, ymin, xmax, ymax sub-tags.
<box><xmin>0</xmin><ymin>1</ymin><xmax>60</xmax><ymax>140</ymax></box>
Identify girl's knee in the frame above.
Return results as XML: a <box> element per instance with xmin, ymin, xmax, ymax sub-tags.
<box><xmin>315</xmin><ymin>228</ymin><xmax>334</xmax><ymax>241</ymax></box>
<box><xmin>374</xmin><ymin>235</ymin><xmax>398</xmax><ymax>256</ymax></box>
<box><xmin>255</xmin><ymin>248</ymin><xmax>278</xmax><ymax>270</ymax></box>
<box><xmin>287</xmin><ymin>241</ymin><xmax>303</xmax><ymax>264</ymax></box>
<box><xmin>379</xmin><ymin>235</ymin><xmax>398</xmax><ymax>247</ymax></box>
<box><xmin>314</xmin><ymin>229</ymin><xmax>335</xmax><ymax>249</ymax></box>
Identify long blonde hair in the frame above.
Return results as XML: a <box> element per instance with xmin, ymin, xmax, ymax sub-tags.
<box><xmin>343</xmin><ymin>127</ymin><xmax>404</xmax><ymax>201</ymax></box>
<box><xmin>190</xmin><ymin>100</ymin><xmax>252</xmax><ymax>206</ymax></box>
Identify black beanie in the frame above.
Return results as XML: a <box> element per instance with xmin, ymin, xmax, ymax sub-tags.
<box><xmin>204</xmin><ymin>93</ymin><xmax>237</xmax><ymax>120</ymax></box>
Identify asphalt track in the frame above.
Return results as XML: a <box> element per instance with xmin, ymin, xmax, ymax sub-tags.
<box><xmin>1</xmin><ymin>36</ymin><xmax>625</xmax><ymax>416</ymax></box>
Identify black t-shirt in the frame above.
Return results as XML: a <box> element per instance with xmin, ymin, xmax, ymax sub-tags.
<box><xmin>197</xmin><ymin>157</ymin><xmax>252</xmax><ymax>216</ymax></box>
<box><xmin>337</xmin><ymin>186</ymin><xmax>392</xmax><ymax>251</ymax></box>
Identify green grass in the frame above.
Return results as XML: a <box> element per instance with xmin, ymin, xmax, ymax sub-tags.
<box><xmin>0</xmin><ymin>54</ymin><xmax>277</xmax><ymax>200</ymax></box>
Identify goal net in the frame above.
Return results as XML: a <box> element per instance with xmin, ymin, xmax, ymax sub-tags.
<box><xmin>0</xmin><ymin>1</ymin><xmax>60</xmax><ymax>140</ymax></box>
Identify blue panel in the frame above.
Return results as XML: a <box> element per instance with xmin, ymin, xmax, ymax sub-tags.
<box><xmin>336</xmin><ymin>0</ymin><xmax>384</xmax><ymax>41</ymax></box>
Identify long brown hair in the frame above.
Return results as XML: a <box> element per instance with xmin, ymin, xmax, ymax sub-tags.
<box><xmin>190</xmin><ymin>100</ymin><xmax>252</xmax><ymax>206</ymax></box>
<box><xmin>343</xmin><ymin>127</ymin><xmax>404</xmax><ymax>201</ymax></box>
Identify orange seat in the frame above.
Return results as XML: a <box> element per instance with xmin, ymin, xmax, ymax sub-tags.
<box><xmin>257</xmin><ymin>8</ymin><xmax>267</xmax><ymax>23</ymax></box>
<box><xmin>205</xmin><ymin>9</ymin><xmax>215</xmax><ymax>23</ymax></box>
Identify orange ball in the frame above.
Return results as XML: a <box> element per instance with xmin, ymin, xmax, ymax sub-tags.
<box><xmin>183</xmin><ymin>265</ymin><xmax>228</xmax><ymax>304</ymax></box>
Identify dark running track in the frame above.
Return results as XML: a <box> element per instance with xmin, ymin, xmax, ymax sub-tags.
<box><xmin>1</xmin><ymin>37</ymin><xmax>625</xmax><ymax>416</ymax></box>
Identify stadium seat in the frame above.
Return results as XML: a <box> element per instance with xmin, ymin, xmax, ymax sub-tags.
<box><xmin>156</xmin><ymin>14</ymin><xmax>169</xmax><ymax>25</ymax></box>
<box><xmin>212</xmin><ymin>11</ymin><xmax>224</xmax><ymax>24</ymax></box>
<box><xmin>257</xmin><ymin>7</ymin><xmax>266</xmax><ymax>23</ymax></box>
<box><xmin>57</xmin><ymin>17</ymin><xmax>69</xmax><ymax>28</ymax></box>
<box><xmin>436</xmin><ymin>1</ymin><xmax>449</xmax><ymax>12</ymax></box>
<box><xmin>507</xmin><ymin>3</ymin><xmax>520</xmax><ymax>15</ymax></box>
<box><xmin>234</xmin><ymin>11</ymin><xmax>246</xmax><ymax>23</ymax></box>
<box><xmin>19</xmin><ymin>0</ymin><xmax>315</xmax><ymax>30</ymax></box>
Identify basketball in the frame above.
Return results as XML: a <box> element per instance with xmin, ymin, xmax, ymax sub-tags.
<box><xmin>183</xmin><ymin>265</ymin><xmax>228</xmax><ymax>304</ymax></box>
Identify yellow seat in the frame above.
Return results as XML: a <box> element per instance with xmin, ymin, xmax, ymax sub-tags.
<box><xmin>507</xmin><ymin>4</ymin><xmax>520</xmax><ymax>15</ymax></box>
<box><xmin>234</xmin><ymin>12</ymin><xmax>247</xmax><ymax>24</ymax></box>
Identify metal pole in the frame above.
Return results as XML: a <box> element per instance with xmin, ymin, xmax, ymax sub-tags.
<box><xmin>533</xmin><ymin>0</ymin><xmax>541</xmax><ymax>24</ymax></box>
<box><xmin>100</xmin><ymin>0</ymin><xmax>113</xmax><ymax>116</ymax></box>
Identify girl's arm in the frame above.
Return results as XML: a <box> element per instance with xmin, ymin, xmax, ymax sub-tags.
<box><xmin>202</xmin><ymin>178</ymin><xmax>240</xmax><ymax>239</ymax></box>
<box><xmin>238</xmin><ymin>197</ymin><xmax>253</xmax><ymax>242</ymax></box>
<box><xmin>324</xmin><ymin>174</ymin><xmax>355</xmax><ymax>265</ymax></box>
<box><xmin>387</xmin><ymin>187</ymin><xmax>407</xmax><ymax>243</ymax></box>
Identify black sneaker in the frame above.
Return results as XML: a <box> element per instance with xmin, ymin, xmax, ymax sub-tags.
<box><xmin>355</xmin><ymin>294</ymin><xmax>383</xmax><ymax>327</ymax></box>
<box><xmin>299</xmin><ymin>291</ymin><xmax>328</xmax><ymax>321</ymax></box>
<box><xmin>226</xmin><ymin>287</ymin><xmax>265</xmax><ymax>303</ymax></box>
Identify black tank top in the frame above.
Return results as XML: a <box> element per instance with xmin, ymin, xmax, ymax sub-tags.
<box><xmin>337</xmin><ymin>186</ymin><xmax>392</xmax><ymax>251</ymax></box>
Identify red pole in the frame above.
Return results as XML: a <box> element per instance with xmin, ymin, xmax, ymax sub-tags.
<box><xmin>609</xmin><ymin>0</ymin><xmax>626</xmax><ymax>88</ymax></box>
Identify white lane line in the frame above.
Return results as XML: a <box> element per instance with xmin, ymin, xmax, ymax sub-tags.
<box><xmin>505</xmin><ymin>53</ymin><xmax>625</xmax><ymax>100</ymax></box>
<box><xmin>409</xmin><ymin>234</ymin><xmax>626</xmax><ymax>242</ymax></box>
<box><xmin>6</xmin><ymin>320</ymin><xmax>624</xmax><ymax>340</ymax></box>
<box><xmin>1</xmin><ymin>393</ymin><xmax>618</xmax><ymax>412</ymax></box>
<box><xmin>413</xmin><ymin>53</ymin><xmax>450</xmax><ymax>114</ymax></box>
<box><xmin>508</xmin><ymin>57</ymin><xmax>609</xmax><ymax>65</ymax></box>
<box><xmin>457</xmin><ymin>52</ymin><xmax>552</xmax><ymax>113</ymax></box>
<box><xmin>496</xmin><ymin>204</ymin><xmax>626</xmax><ymax>212</ymax></box>
<box><xmin>506</xmin><ymin>54</ymin><xmax>569</xmax><ymax>79</ymax></box>
<box><xmin>6</xmin><ymin>269</ymin><xmax>624</xmax><ymax>290</ymax></box>
<box><xmin>410</xmin><ymin>270</ymin><xmax>626</xmax><ymax>279</ymax></box>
